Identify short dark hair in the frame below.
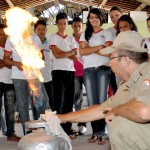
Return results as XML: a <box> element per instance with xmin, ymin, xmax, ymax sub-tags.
<box><xmin>147</xmin><ymin>16</ymin><xmax>150</xmax><ymax>22</ymax></box>
<box><xmin>56</xmin><ymin>12</ymin><xmax>67</xmax><ymax>23</ymax></box>
<box><xmin>117</xmin><ymin>49</ymin><xmax>148</xmax><ymax>64</ymax></box>
<box><xmin>109</xmin><ymin>6</ymin><xmax>123</xmax><ymax>14</ymax></box>
<box><xmin>72</xmin><ymin>17</ymin><xmax>82</xmax><ymax>23</ymax></box>
<box><xmin>34</xmin><ymin>19</ymin><xmax>46</xmax><ymax>29</ymax></box>
<box><xmin>0</xmin><ymin>24</ymin><xmax>6</xmax><ymax>29</ymax></box>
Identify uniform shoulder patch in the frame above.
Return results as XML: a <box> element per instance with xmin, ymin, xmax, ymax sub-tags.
<box><xmin>142</xmin><ymin>79</ymin><xmax>150</xmax><ymax>89</ymax></box>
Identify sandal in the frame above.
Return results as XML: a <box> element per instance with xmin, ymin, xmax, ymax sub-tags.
<box><xmin>87</xmin><ymin>135</ymin><xmax>98</xmax><ymax>143</ymax></box>
<box><xmin>7</xmin><ymin>134</ymin><xmax>21</xmax><ymax>142</ymax></box>
<box><xmin>71</xmin><ymin>128</ymin><xmax>78</xmax><ymax>136</ymax></box>
<box><xmin>69</xmin><ymin>134</ymin><xmax>77</xmax><ymax>140</ymax></box>
<box><xmin>68</xmin><ymin>129</ymin><xmax>77</xmax><ymax>140</ymax></box>
<box><xmin>97</xmin><ymin>136</ymin><xmax>106</xmax><ymax>145</ymax></box>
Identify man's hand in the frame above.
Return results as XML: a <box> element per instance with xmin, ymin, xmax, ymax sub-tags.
<box><xmin>15</xmin><ymin>62</ymin><xmax>24</xmax><ymax>71</ymax></box>
<box><xmin>104</xmin><ymin>107</ymin><xmax>116</xmax><ymax>124</ymax></box>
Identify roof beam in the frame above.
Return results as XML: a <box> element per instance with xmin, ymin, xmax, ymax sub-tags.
<box><xmin>99</xmin><ymin>0</ymin><xmax>107</xmax><ymax>8</ymax></box>
<box><xmin>135</xmin><ymin>3</ymin><xmax>147</xmax><ymax>11</ymax></box>
<box><xmin>5</xmin><ymin>0</ymin><xmax>14</xmax><ymax>7</ymax></box>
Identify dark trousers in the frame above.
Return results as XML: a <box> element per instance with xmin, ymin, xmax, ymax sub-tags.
<box><xmin>109</xmin><ymin>70</ymin><xmax>118</xmax><ymax>94</ymax></box>
<box><xmin>0</xmin><ymin>82</ymin><xmax>15</xmax><ymax>138</ymax></box>
<box><xmin>52</xmin><ymin>70</ymin><xmax>75</xmax><ymax>135</ymax></box>
<box><xmin>44</xmin><ymin>81</ymin><xmax>53</xmax><ymax>110</ymax></box>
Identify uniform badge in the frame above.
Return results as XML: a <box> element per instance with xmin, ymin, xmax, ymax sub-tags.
<box><xmin>142</xmin><ymin>80</ymin><xmax>150</xmax><ymax>89</ymax></box>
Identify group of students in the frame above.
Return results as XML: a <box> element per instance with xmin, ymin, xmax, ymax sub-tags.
<box><xmin>0</xmin><ymin>5</ymin><xmax>150</xmax><ymax>145</ymax></box>
<box><xmin>56</xmin><ymin>8</ymin><xmax>150</xmax><ymax>150</ymax></box>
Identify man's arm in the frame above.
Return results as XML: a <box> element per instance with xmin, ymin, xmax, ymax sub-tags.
<box><xmin>50</xmin><ymin>45</ymin><xmax>75</xmax><ymax>59</ymax></box>
<box><xmin>105</xmin><ymin>98</ymin><xmax>150</xmax><ymax>124</ymax></box>
<box><xmin>0</xmin><ymin>59</ymin><xmax>11</xmax><ymax>69</ymax></box>
<box><xmin>3</xmin><ymin>51</ymin><xmax>23</xmax><ymax>71</ymax></box>
<box><xmin>68</xmin><ymin>48</ymin><xmax>78</xmax><ymax>60</ymax></box>
<box><xmin>58</xmin><ymin>104</ymin><xmax>105</xmax><ymax>123</ymax></box>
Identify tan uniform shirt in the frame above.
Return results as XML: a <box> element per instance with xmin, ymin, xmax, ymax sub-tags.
<box><xmin>101</xmin><ymin>62</ymin><xmax>150</xmax><ymax>149</ymax></box>
<box><xmin>101</xmin><ymin>62</ymin><xmax>150</xmax><ymax>110</ymax></box>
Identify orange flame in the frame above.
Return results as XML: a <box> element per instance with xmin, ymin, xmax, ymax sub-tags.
<box><xmin>4</xmin><ymin>7</ymin><xmax>44</xmax><ymax>95</ymax></box>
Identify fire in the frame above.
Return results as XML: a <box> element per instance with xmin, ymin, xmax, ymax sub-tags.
<box><xmin>4</xmin><ymin>7</ymin><xmax>45</xmax><ymax>94</ymax></box>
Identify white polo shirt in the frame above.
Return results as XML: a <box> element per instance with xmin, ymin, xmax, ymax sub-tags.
<box><xmin>106</xmin><ymin>26</ymin><xmax>117</xmax><ymax>41</ymax></box>
<box><xmin>80</xmin><ymin>29</ymin><xmax>113</xmax><ymax>69</ymax></box>
<box><xmin>5</xmin><ymin>35</ymin><xmax>42</xmax><ymax>80</ymax></box>
<box><xmin>145</xmin><ymin>37</ymin><xmax>150</xmax><ymax>54</ymax></box>
<box><xmin>0</xmin><ymin>46</ymin><xmax>12</xmax><ymax>84</ymax></box>
<box><xmin>41</xmin><ymin>36</ymin><xmax>52</xmax><ymax>82</ymax></box>
<box><xmin>49</xmin><ymin>33</ymin><xmax>77</xmax><ymax>71</ymax></box>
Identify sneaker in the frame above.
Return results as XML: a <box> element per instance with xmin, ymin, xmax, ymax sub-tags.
<box><xmin>7</xmin><ymin>134</ymin><xmax>21</xmax><ymax>142</ymax></box>
<box><xmin>78</xmin><ymin>125</ymin><xmax>87</xmax><ymax>135</ymax></box>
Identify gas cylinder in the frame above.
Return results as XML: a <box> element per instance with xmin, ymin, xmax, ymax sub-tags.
<box><xmin>18</xmin><ymin>120</ymin><xmax>70</xmax><ymax>150</ymax></box>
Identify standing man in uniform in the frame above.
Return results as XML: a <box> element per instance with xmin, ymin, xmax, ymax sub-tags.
<box><xmin>57</xmin><ymin>31</ymin><xmax>150</xmax><ymax>149</ymax></box>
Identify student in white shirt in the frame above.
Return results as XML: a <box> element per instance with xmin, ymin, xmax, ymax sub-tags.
<box><xmin>0</xmin><ymin>24</ymin><xmax>20</xmax><ymax>141</ymax></box>
<box><xmin>106</xmin><ymin>6</ymin><xmax>123</xmax><ymax>94</ymax></box>
<box><xmin>79</xmin><ymin>8</ymin><xmax>113</xmax><ymax>144</ymax></box>
<box><xmin>34</xmin><ymin>19</ymin><xmax>53</xmax><ymax>110</ymax></box>
<box><xmin>71</xmin><ymin>17</ymin><xmax>87</xmax><ymax>135</ymax></box>
<box><xmin>3</xmin><ymin>8</ymin><xmax>48</xmax><ymax>135</ymax></box>
<box><xmin>49</xmin><ymin>12</ymin><xmax>78</xmax><ymax>139</ymax></box>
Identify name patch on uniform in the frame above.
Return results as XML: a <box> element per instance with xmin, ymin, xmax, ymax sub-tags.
<box><xmin>142</xmin><ymin>80</ymin><xmax>150</xmax><ymax>89</ymax></box>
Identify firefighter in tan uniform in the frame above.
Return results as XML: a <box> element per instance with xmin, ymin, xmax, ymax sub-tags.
<box><xmin>56</xmin><ymin>31</ymin><xmax>150</xmax><ymax>150</ymax></box>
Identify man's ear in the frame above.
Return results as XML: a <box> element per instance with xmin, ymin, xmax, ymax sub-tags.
<box><xmin>124</xmin><ymin>56</ymin><xmax>131</xmax><ymax>66</ymax></box>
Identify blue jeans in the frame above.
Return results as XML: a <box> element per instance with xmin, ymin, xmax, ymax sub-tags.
<box><xmin>12</xmin><ymin>79</ymin><xmax>48</xmax><ymax>134</ymax></box>
<box><xmin>44</xmin><ymin>81</ymin><xmax>53</xmax><ymax>110</ymax></box>
<box><xmin>0</xmin><ymin>83</ymin><xmax>15</xmax><ymax>138</ymax></box>
<box><xmin>83</xmin><ymin>65</ymin><xmax>111</xmax><ymax>135</ymax></box>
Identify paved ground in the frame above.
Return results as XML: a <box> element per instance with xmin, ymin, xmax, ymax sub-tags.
<box><xmin>0</xmin><ymin>121</ymin><xmax>110</xmax><ymax>150</ymax></box>
<box><xmin>0</xmin><ymin>92</ymin><xmax>110</xmax><ymax>150</ymax></box>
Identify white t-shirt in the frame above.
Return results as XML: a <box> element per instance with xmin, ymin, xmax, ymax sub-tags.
<box><xmin>0</xmin><ymin>46</ymin><xmax>12</xmax><ymax>84</ymax></box>
<box><xmin>145</xmin><ymin>37</ymin><xmax>150</xmax><ymax>54</ymax></box>
<box><xmin>5</xmin><ymin>35</ymin><xmax>42</xmax><ymax>80</ymax></box>
<box><xmin>80</xmin><ymin>29</ymin><xmax>113</xmax><ymax>69</ymax></box>
<box><xmin>41</xmin><ymin>36</ymin><xmax>52</xmax><ymax>82</ymax></box>
<box><xmin>106</xmin><ymin>26</ymin><xmax>117</xmax><ymax>41</ymax></box>
<box><xmin>49</xmin><ymin>33</ymin><xmax>77</xmax><ymax>71</ymax></box>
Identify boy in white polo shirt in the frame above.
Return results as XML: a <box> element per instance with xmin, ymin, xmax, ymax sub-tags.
<box><xmin>49</xmin><ymin>12</ymin><xmax>78</xmax><ymax>139</ymax></box>
<box><xmin>71</xmin><ymin>17</ymin><xmax>87</xmax><ymax>135</ymax></box>
<box><xmin>34</xmin><ymin>19</ymin><xmax>53</xmax><ymax>110</ymax></box>
<box><xmin>0</xmin><ymin>24</ymin><xmax>20</xmax><ymax>141</ymax></box>
<box><xmin>3</xmin><ymin>8</ymin><xmax>48</xmax><ymax>135</ymax></box>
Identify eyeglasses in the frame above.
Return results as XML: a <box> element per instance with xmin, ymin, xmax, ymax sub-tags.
<box><xmin>109</xmin><ymin>55</ymin><xmax>126</xmax><ymax>60</ymax></box>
